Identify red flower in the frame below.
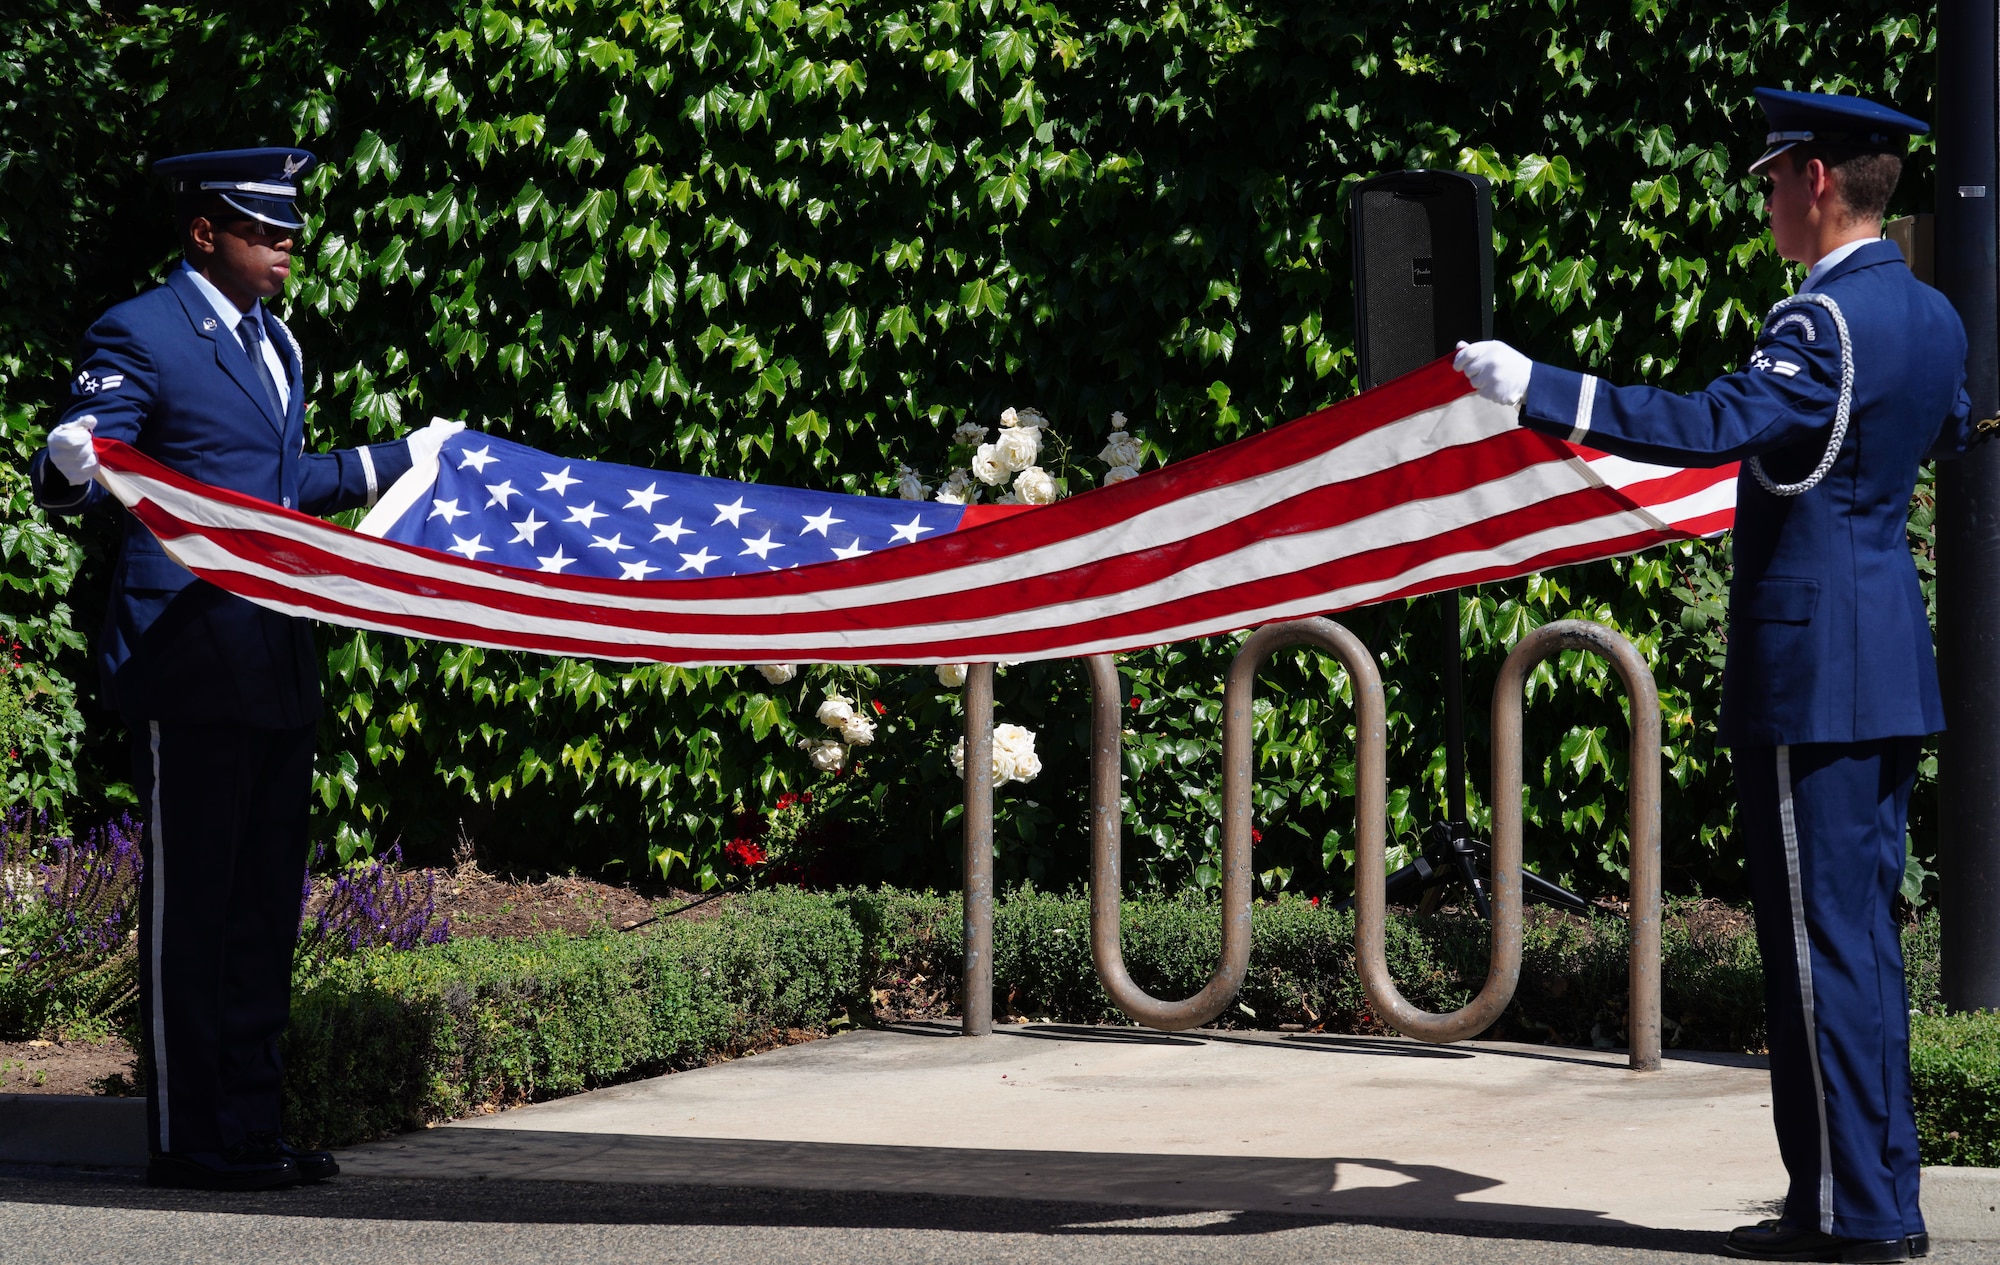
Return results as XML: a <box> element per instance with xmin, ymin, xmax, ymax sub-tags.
<box><xmin>724</xmin><ymin>837</ymin><xmax>767</xmax><ymax>868</ymax></box>
<box><xmin>1251</xmin><ymin>828</ymin><xmax>1263</xmax><ymax>844</ymax></box>
<box><xmin>871</xmin><ymin>698</ymin><xmax>887</xmax><ymax>715</ymax></box>
<box><xmin>1129</xmin><ymin>696</ymin><xmax>1141</xmax><ymax>709</ymax></box>
<box><xmin>1310</xmin><ymin>896</ymin><xmax>1320</xmax><ymax>907</ymax></box>
<box><xmin>775</xmin><ymin>792</ymin><xmax>800</xmax><ymax>811</ymax></box>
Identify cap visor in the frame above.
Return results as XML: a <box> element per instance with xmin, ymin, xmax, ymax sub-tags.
<box><xmin>1748</xmin><ymin>141</ymin><xmax>1797</xmax><ymax>174</ymax></box>
<box><xmin>219</xmin><ymin>192</ymin><xmax>305</xmax><ymax>230</ymax></box>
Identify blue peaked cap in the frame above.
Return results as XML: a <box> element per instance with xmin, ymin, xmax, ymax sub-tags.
<box><xmin>154</xmin><ymin>147</ymin><xmax>316</xmax><ymax>230</ymax></box>
<box><xmin>1750</xmin><ymin>88</ymin><xmax>1927</xmax><ymax>173</ymax></box>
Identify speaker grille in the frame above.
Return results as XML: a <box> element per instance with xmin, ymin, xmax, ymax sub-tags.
<box><xmin>1350</xmin><ymin>173</ymin><xmax>1493</xmax><ymax>390</ymax></box>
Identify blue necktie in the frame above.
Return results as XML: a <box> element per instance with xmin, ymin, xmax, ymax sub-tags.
<box><xmin>237</xmin><ymin>311</ymin><xmax>285</xmax><ymax>419</ymax></box>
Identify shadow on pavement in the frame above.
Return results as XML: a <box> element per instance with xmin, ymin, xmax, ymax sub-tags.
<box><xmin>0</xmin><ymin>1163</ymin><xmax>1727</xmax><ymax>1256</ymax></box>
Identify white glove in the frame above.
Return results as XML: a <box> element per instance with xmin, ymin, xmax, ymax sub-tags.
<box><xmin>1453</xmin><ymin>340</ymin><xmax>1533</xmax><ymax>410</ymax></box>
<box><xmin>404</xmin><ymin>416</ymin><xmax>468</xmax><ymax>467</ymax></box>
<box><xmin>47</xmin><ymin>417</ymin><xmax>99</xmax><ymax>485</ymax></box>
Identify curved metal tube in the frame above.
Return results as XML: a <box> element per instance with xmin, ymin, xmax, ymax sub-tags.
<box><xmin>1088</xmin><ymin>619</ymin><xmax>1387</xmax><ymax>1031</ymax></box>
<box><xmin>1493</xmin><ymin>620</ymin><xmax>1663</xmax><ymax>1071</ymax></box>
<box><xmin>1356</xmin><ymin>619</ymin><xmax>1663</xmax><ymax>1071</ymax></box>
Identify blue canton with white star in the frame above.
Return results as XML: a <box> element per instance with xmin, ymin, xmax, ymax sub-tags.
<box><xmin>378</xmin><ymin>432</ymin><xmax>967</xmax><ymax>579</ymax></box>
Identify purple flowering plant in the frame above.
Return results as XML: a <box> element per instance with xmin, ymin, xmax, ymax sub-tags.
<box><xmin>0</xmin><ymin>810</ymin><xmax>144</xmax><ymax>1037</ymax></box>
<box><xmin>0</xmin><ymin>813</ymin><xmax>451</xmax><ymax>1035</ymax></box>
<box><xmin>295</xmin><ymin>843</ymin><xmax>450</xmax><ymax>973</ymax></box>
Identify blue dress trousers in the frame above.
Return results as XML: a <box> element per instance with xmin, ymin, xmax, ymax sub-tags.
<box><xmin>32</xmin><ymin>267</ymin><xmax>411</xmax><ymax>1156</ymax></box>
<box><xmin>1519</xmin><ymin>240</ymin><xmax>1973</xmax><ymax>1240</ymax></box>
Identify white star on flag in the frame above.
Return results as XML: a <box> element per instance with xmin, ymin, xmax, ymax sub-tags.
<box><xmin>509</xmin><ymin>511</ymin><xmax>546</xmax><ymax>545</ymax></box>
<box><xmin>619</xmin><ymin>559</ymin><xmax>660</xmax><ymax>580</ymax></box>
<box><xmin>428</xmin><ymin>498</ymin><xmax>467</xmax><ymax>524</ymax></box>
<box><xmin>889</xmin><ymin>515</ymin><xmax>934</xmax><ymax>544</ymax></box>
<box><xmin>739</xmin><ymin>531</ymin><xmax>783</xmax><ymax>559</ymax></box>
<box><xmin>484</xmin><ymin>480</ymin><xmax>518</xmax><ymax>509</ymax></box>
<box><xmin>589</xmin><ymin>533</ymin><xmax>633</xmax><ymax>554</ymax></box>
<box><xmin>625</xmin><ymin>483</ymin><xmax>667</xmax><ymax>512</ymax></box>
<box><xmin>565</xmin><ymin>502</ymin><xmax>607</xmax><ymax>528</ymax></box>
<box><xmin>448</xmin><ymin>534</ymin><xmax>491</xmax><ymax>560</ymax></box>
<box><xmin>540</xmin><ymin>467</ymin><xmax>581</xmax><ymax>495</ymax></box>
<box><xmin>800</xmin><ymin>508</ymin><xmax>843</xmax><ymax>536</ymax></box>
<box><xmin>831</xmin><ymin>538</ymin><xmax>871</xmax><ymax>560</ymax></box>
<box><xmin>712</xmin><ymin>498</ymin><xmax>753</xmax><ymax>527</ymax></box>
<box><xmin>651</xmin><ymin>518</ymin><xmax>692</xmax><ymax>544</ymax></box>
<box><xmin>457</xmin><ymin>445</ymin><xmax>498</xmax><ymax>473</ymax></box>
<box><xmin>535</xmin><ymin>547</ymin><xmax>575</xmax><ymax>574</ymax></box>
<box><xmin>678</xmin><ymin>547</ymin><xmax>719</xmax><ymax>573</ymax></box>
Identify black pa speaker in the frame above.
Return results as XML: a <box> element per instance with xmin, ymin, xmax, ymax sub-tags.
<box><xmin>1349</xmin><ymin>170</ymin><xmax>1494</xmax><ymax>390</ymax></box>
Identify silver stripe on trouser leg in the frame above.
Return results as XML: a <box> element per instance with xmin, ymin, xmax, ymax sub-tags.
<box><xmin>148</xmin><ymin>720</ymin><xmax>170</xmax><ymax>1153</ymax></box>
<box><xmin>1776</xmin><ymin>744</ymin><xmax>1835</xmax><ymax>1233</ymax></box>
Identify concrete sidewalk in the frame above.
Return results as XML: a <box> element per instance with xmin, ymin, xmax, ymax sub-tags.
<box><xmin>8</xmin><ymin>1023</ymin><xmax>1996</xmax><ymax>1244</ymax></box>
<box><xmin>340</xmin><ymin>1023</ymin><xmax>1812</xmax><ymax>1233</ymax></box>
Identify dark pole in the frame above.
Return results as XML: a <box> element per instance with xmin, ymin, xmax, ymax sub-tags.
<box><xmin>1443</xmin><ymin>589</ymin><xmax>1468</xmax><ymax>827</ymax></box>
<box><xmin>1935</xmin><ymin>0</ymin><xmax>2000</xmax><ymax>1012</ymax></box>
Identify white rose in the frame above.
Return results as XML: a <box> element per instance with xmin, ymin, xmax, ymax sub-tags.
<box><xmin>839</xmin><ymin>715</ymin><xmax>876</xmax><ymax>746</ymax></box>
<box><xmin>999</xmin><ymin>407</ymin><xmax>1019</xmax><ymax>428</ymax></box>
<box><xmin>1014</xmin><ymin>408</ymin><xmax>1047</xmax><ymax>430</ymax></box>
<box><xmin>952</xmin><ymin>421</ymin><xmax>988</xmax><ymax>447</ymax></box>
<box><xmin>817</xmin><ymin>696</ymin><xmax>856</xmax><ymax>729</ymax></box>
<box><xmin>756</xmin><ymin>664</ymin><xmax>797</xmax><ymax>684</ymax></box>
<box><xmin>1103</xmin><ymin>464</ymin><xmax>1140</xmax><ymax>485</ymax></box>
<box><xmin>1109</xmin><ymin>411</ymin><xmax>1128</xmax><ymax>431</ymax></box>
<box><xmin>936</xmin><ymin>663</ymin><xmax>968</xmax><ymax>687</ymax></box>
<box><xmin>991</xmin><ymin>723</ymin><xmax>1041</xmax><ymax>786</ymax></box>
<box><xmin>801</xmin><ymin>737</ymin><xmax>848</xmax><ymax>772</ymax></box>
<box><xmin>1098</xmin><ymin>432</ymin><xmax>1142</xmax><ymax>468</ymax></box>
<box><xmin>936</xmin><ymin>469</ymin><xmax>973</xmax><ymax>504</ymax></box>
<box><xmin>951</xmin><ymin>723</ymin><xmax>1041</xmax><ymax>787</ymax></box>
<box><xmin>896</xmin><ymin>466</ymin><xmax>931</xmax><ymax>501</ymax></box>
<box><xmin>971</xmin><ymin>444</ymin><xmax>1008</xmax><ymax>485</ymax></box>
<box><xmin>992</xmin><ymin>425</ymin><xmax>1040</xmax><ymax>472</ymax></box>
<box><xmin>1012</xmin><ymin>466</ymin><xmax>1057</xmax><ymax>505</ymax></box>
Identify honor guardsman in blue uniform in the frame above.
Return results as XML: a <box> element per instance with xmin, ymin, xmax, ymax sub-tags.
<box><xmin>1457</xmin><ymin>92</ymin><xmax>1972</xmax><ymax>1262</ymax></box>
<box><xmin>30</xmin><ymin>149</ymin><xmax>456</xmax><ymax>1190</ymax></box>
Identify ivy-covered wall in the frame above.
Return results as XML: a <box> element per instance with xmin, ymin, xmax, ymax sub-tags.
<box><xmin>0</xmin><ymin>0</ymin><xmax>1941</xmax><ymax>898</ymax></box>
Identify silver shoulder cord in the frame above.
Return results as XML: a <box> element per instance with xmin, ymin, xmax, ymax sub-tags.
<box><xmin>1747</xmin><ymin>291</ymin><xmax>1853</xmax><ymax>497</ymax></box>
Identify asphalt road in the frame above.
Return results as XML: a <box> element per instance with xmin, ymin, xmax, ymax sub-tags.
<box><xmin>0</xmin><ymin>1167</ymin><xmax>1984</xmax><ymax>1265</ymax></box>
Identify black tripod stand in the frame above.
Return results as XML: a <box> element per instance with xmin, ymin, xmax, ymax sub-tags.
<box><xmin>1348</xmin><ymin>591</ymin><xmax>1595</xmax><ymax>920</ymax></box>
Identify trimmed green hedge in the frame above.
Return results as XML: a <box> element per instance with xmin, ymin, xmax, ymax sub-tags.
<box><xmin>281</xmin><ymin>887</ymin><xmax>1993</xmax><ymax>1168</ymax></box>
<box><xmin>1913</xmin><ymin>1011</ymin><xmax>2000</xmax><ymax>1168</ymax></box>
<box><xmin>284</xmin><ymin>887</ymin><xmax>863</xmax><ymax>1145</ymax></box>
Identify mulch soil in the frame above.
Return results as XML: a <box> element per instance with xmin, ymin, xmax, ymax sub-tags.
<box><xmin>433</xmin><ymin>862</ymin><xmax>731</xmax><ymax>939</ymax></box>
<box><xmin>0</xmin><ymin>1036</ymin><xmax>138</xmax><ymax>1096</ymax></box>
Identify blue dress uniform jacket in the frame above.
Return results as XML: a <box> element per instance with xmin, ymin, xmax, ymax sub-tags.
<box><xmin>1519</xmin><ymin>239</ymin><xmax>1973</xmax><ymax>748</ymax></box>
<box><xmin>28</xmin><ymin>267</ymin><xmax>412</xmax><ymax>726</ymax></box>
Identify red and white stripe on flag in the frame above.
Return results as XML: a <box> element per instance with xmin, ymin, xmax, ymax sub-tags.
<box><xmin>90</xmin><ymin>359</ymin><xmax>1736</xmax><ymax>666</ymax></box>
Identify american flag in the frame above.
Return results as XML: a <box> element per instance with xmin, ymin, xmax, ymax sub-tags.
<box><xmin>90</xmin><ymin>360</ymin><xmax>1735</xmax><ymax>666</ymax></box>
<box><xmin>360</xmin><ymin>431</ymin><xmax>1025</xmax><ymax>581</ymax></box>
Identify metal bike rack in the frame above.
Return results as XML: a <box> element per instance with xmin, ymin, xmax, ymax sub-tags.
<box><xmin>1354</xmin><ymin>618</ymin><xmax>1663</xmax><ymax>1071</ymax></box>
<box><xmin>1085</xmin><ymin>619</ymin><xmax>1385</xmax><ymax>1030</ymax></box>
<box><xmin>958</xmin><ymin>617</ymin><xmax>1661</xmax><ymax>1071</ymax></box>
<box><xmin>961</xmin><ymin>662</ymin><xmax>996</xmax><ymax>1036</ymax></box>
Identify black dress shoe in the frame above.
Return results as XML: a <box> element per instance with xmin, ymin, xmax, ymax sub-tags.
<box><xmin>273</xmin><ymin>1137</ymin><xmax>340</xmax><ymax>1183</ymax></box>
<box><xmin>1906</xmin><ymin>1232</ymin><xmax>1929</xmax><ymax>1258</ymax></box>
<box><xmin>148</xmin><ymin>1149</ymin><xmax>298</xmax><ymax>1191</ymax></box>
<box><xmin>1725</xmin><ymin>1219</ymin><xmax>1909</xmax><ymax>1262</ymax></box>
